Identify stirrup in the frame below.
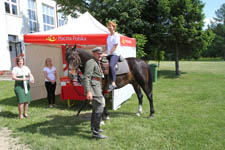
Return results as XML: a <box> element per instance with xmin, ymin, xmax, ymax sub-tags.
<box><xmin>108</xmin><ymin>84</ymin><xmax>117</xmax><ymax>92</ymax></box>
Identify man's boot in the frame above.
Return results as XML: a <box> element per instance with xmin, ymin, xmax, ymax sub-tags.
<box><xmin>92</xmin><ymin>113</ymin><xmax>107</xmax><ymax>139</ymax></box>
<box><xmin>91</xmin><ymin>112</ymin><xmax>104</xmax><ymax>133</ymax></box>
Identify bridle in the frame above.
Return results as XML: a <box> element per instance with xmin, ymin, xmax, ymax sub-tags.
<box><xmin>67</xmin><ymin>49</ymin><xmax>83</xmax><ymax>83</ymax></box>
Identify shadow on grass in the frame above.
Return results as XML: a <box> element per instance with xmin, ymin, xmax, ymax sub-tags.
<box><xmin>0</xmin><ymin>96</ymin><xmax>17</xmax><ymax>106</ymax></box>
<box><xmin>0</xmin><ymin>95</ymin><xmax>91</xmax><ymax>112</ymax></box>
<box><xmin>0</xmin><ymin>111</ymin><xmax>18</xmax><ymax>118</ymax></box>
<box><xmin>18</xmin><ymin>110</ymin><xmax>138</xmax><ymax>139</ymax></box>
<box><xmin>109</xmin><ymin>111</ymin><xmax>142</xmax><ymax>118</ymax></box>
<box><xmin>158</xmin><ymin>70</ymin><xmax>186</xmax><ymax>79</ymax></box>
<box><xmin>18</xmin><ymin>113</ymin><xmax>93</xmax><ymax>139</ymax></box>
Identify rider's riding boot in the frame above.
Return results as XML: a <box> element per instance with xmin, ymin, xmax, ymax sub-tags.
<box><xmin>92</xmin><ymin>113</ymin><xmax>107</xmax><ymax>139</ymax></box>
<box><xmin>108</xmin><ymin>84</ymin><xmax>117</xmax><ymax>92</ymax></box>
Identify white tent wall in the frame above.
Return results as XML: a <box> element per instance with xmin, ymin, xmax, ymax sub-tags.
<box><xmin>25</xmin><ymin>44</ymin><xmax>63</xmax><ymax>100</ymax></box>
<box><xmin>112</xmin><ymin>46</ymin><xmax>136</xmax><ymax>110</ymax></box>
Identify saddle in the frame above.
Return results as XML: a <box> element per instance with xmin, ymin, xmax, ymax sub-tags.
<box><xmin>100</xmin><ymin>55</ymin><xmax>129</xmax><ymax>75</ymax></box>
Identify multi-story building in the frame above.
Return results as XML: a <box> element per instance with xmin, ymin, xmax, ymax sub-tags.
<box><xmin>0</xmin><ymin>0</ymin><xmax>74</xmax><ymax>71</ymax></box>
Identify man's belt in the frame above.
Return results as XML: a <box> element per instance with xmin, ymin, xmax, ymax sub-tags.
<box><xmin>92</xmin><ymin>77</ymin><xmax>101</xmax><ymax>82</ymax></box>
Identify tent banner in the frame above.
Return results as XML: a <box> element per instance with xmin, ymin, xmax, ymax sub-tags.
<box><xmin>120</xmin><ymin>36</ymin><xmax>136</xmax><ymax>47</ymax></box>
<box><xmin>24</xmin><ymin>34</ymin><xmax>136</xmax><ymax>47</ymax></box>
<box><xmin>24</xmin><ymin>34</ymin><xmax>108</xmax><ymax>45</ymax></box>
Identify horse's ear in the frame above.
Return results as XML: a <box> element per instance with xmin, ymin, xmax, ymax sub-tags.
<box><xmin>65</xmin><ymin>44</ymin><xmax>70</xmax><ymax>62</ymax></box>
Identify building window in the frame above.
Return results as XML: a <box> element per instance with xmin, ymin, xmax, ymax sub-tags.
<box><xmin>4</xmin><ymin>0</ymin><xmax>18</xmax><ymax>15</ymax></box>
<box><xmin>28</xmin><ymin>0</ymin><xmax>38</xmax><ymax>32</ymax></box>
<box><xmin>42</xmin><ymin>4</ymin><xmax>55</xmax><ymax>31</ymax></box>
<box><xmin>8</xmin><ymin>35</ymin><xmax>17</xmax><ymax>42</ymax></box>
<box><xmin>57</xmin><ymin>12</ymin><xmax>67</xmax><ymax>27</ymax></box>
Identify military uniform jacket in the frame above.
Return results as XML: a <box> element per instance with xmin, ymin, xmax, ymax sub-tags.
<box><xmin>82</xmin><ymin>59</ymin><xmax>103</xmax><ymax>96</ymax></box>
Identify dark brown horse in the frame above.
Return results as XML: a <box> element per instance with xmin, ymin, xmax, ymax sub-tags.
<box><xmin>66</xmin><ymin>45</ymin><xmax>154</xmax><ymax>118</ymax></box>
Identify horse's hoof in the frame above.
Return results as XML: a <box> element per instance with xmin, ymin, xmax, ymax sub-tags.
<box><xmin>136</xmin><ymin>112</ymin><xmax>141</xmax><ymax>116</ymax></box>
<box><xmin>149</xmin><ymin>114</ymin><xmax>154</xmax><ymax>119</ymax></box>
<box><xmin>106</xmin><ymin>116</ymin><xmax>110</xmax><ymax>120</ymax></box>
<box><xmin>100</xmin><ymin>121</ymin><xmax>105</xmax><ymax>126</ymax></box>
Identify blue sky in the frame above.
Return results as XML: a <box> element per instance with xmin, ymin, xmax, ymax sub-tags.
<box><xmin>202</xmin><ymin>0</ymin><xmax>224</xmax><ymax>27</ymax></box>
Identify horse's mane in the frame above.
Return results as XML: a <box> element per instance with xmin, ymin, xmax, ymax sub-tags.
<box><xmin>66</xmin><ymin>45</ymin><xmax>94</xmax><ymax>73</ymax></box>
<box><xmin>77</xmin><ymin>48</ymin><xmax>93</xmax><ymax>62</ymax></box>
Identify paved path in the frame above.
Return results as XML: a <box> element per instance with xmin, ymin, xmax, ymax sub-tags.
<box><xmin>0</xmin><ymin>127</ymin><xmax>30</xmax><ymax>150</ymax></box>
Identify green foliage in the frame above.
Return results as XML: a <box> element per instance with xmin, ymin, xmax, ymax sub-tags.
<box><xmin>163</xmin><ymin>0</ymin><xmax>215</xmax><ymax>74</ymax></box>
<box><xmin>153</xmin><ymin>50</ymin><xmax>165</xmax><ymax>67</ymax></box>
<box><xmin>54</xmin><ymin>0</ymin><xmax>88</xmax><ymax>17</ymax></box>
<box><xmin>132</xmin><ymin>34</ymin><xmax>147</xmax><ymax>58</ymax></box>
<box><xmin>88</xmin><ymin>0</ymin><xmax>146</xmax><ymax>36</ymax></box>
<box><xmin>213</xmin><ymin>3</ymin><xmax>225</xmax><ymax>60</ymax></box>
<box><xmin>184</xmin><ymin>57</ymin><xmax>224</xmax><ymax>61</ymax></box>
<box><xmin>203</xmin><ymin>24</ymin><xmax>224</xmax><ymax>57</ymax></box>
<box><xmin>214</xmin><ymin>3</ymin><xmax>225</xmax><ymax>24</ymax></box>
<box><xmin>54</xmin><ymin>0</ymin><xmax>218</xmax><ymax>71</ymax></box>
<box><xmin>142</xmin><ymin>0</ymin><xmax>171</xmax><ymax>59</ymax></box>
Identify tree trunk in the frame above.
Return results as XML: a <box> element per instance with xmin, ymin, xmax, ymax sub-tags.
<box><xmin>224</xmin><ymin>48</ymin><xmax>225</xmax><ymax>61</ymax></box>
<box><xmin>175</xmin><ymin>46</ymin><xmax>180</xmax><ymax>76</ymax></box>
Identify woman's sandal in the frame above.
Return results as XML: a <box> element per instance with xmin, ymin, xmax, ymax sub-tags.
<box><xmin>23</xmin><ymin>114</ymin><xmax>28</xmax><ymax>118</ymax></box>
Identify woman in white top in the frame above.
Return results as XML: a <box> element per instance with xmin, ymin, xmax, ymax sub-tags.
<box><xmin>12</xmin><ymin>56</ymin><xmax>34</xmax><ymax>119</ymax></box>
<box><xmin>43</xmin><ymin>58</ymin><xmax>57</xmax><ymax>107</ymax></box>
<box><xmin>106</xmin><ymin>20</ymin><xmax>120</xmax><ymax>91</ymax></box>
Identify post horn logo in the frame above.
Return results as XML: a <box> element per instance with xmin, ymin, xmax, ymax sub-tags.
<box><xmin>46</xmin><ymin>35</ymin><xmax>57</xmax><ymax>42</ymax></box>
<box><xmin>121</xmin><ymin>37</ymin><xmax>126</xmax><ymax>44</ymax></box>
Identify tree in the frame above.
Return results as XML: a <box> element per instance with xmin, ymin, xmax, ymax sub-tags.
<box><xmin>141</xmin><ymin>0</ymin><xmax>170</xmax><ymax>60</ymax></box>
<box><xmin>142</xmin><ymin>0</ymin><xmax>213</xmax><ymax>74</ymax></box>
<box><xmin>165</xmin><ymin>0</ymin><xmax>214</xmax><ymax>75</ymax></box>
<box><xmin>203</xmin><ymin>23</ymin><xmax>224</xmax><ymax>58</ymax></box>
<box><xmin>55</xmin><ymin>0</ymin><xmax>146</xmax><ymax>36</ymax></box>
<box><xmin>153</xmin><ymin>50</ymin><xmax>165</xmax><ymax>67</ymax></box>
<box><xmin>54</xmin><ymin>0</ymin><xmax>88</xmax><ymax>17</ymax></box>
<box><xmin>132</xmin><ymin>34</ymin><xmax>147</xmax><ymax>58</ymax></box>
<box><xmin>88</xmin><ymin>0</ymin><xmax>146</xmax><ymax>37</ymax></box>
<box><xmin>214</xmin><ymin>3</ymin><xmax>225</xmax><ymax>60</ymax></box>
<box><xmin>55</xmin><ymin>0</ymin><xmax>214</xmax><ymax>75</ymax></box>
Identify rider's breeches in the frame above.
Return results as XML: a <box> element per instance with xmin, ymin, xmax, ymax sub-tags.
<box><xmin>109</xmin><ymin>55</ymin><xmax>119</xmax><ymax>82</ymax></box>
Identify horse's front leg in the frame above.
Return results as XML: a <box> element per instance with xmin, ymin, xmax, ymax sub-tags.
<box><xmin>132</xmin><ymin>84</ymin><xmax>143</xmax><ymax>116</ymax></box>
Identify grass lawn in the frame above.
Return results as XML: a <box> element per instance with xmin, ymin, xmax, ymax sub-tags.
<box><xmin>0</xmin><ymin>61</ymin><xmax>225</xmax><ymax>150</ymax></box>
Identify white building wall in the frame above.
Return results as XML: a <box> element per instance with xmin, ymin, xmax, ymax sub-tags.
<box><xmin>0</xmin><ymin>2</ymin><xmax>11</xmax><ymax>70</ymax></box>
<box><xmin>0</xmin><ymin>0</ymin><xmax>73</xmax><ymax>70</ymax></box>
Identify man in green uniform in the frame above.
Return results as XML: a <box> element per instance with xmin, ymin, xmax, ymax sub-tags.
<box><xmin>82</xmin><ymin>47</ymin><xmax>107</xmax><ymax>139</ymax></box>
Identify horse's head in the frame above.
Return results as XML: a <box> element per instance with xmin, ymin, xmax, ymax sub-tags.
<box><xmin>65</xmin><ymin>44</ymin><xmax>82</xmax><ymax>80</ymax></box>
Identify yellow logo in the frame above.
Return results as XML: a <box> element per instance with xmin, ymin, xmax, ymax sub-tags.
<box><xmin>46</xmin><ymin>35</ymin><xmax>57</xmax><ymax>42</ymax></box>
<box><xmin>122</xmin><ymin>37</ymin><xmax>126</xmax><ymax>44</ymax></box>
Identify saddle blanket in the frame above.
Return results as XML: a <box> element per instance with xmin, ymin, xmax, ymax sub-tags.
<box><xmin>115</xmin><ymin>60</ymin><xmax>129</xmax><ymax>75</ymax></box>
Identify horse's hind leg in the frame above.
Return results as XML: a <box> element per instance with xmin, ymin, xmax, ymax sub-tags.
<box><xmin>132</xmin><ymin>83</ymin><xmax>143</xmax><ymax>116</ymax></box>
<box><xmin>102</xmin><ymin>107</ymin><xmax>110</xmax><ymax>120</ymax></box>
<box><xmin>141</xmin><ymin>84</ymin><xmax>154</xmax><ymax>118</ymax></box>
